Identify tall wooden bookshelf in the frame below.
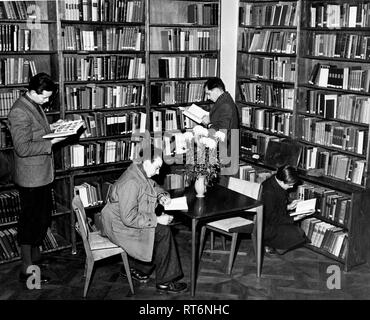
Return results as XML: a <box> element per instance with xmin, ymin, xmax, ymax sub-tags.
<box><xmin>0</xmin><ymin>0</ymin><xmax>72</xmax><ymax>264</ymax></box>
<box><xmin>236</xmin><ymin>0</ymin><xmax>370</xmax><ymax>271</ymax></box>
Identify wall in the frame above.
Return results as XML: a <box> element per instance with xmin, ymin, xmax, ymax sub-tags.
<box><xmin>220</xmin><ymin>0</ymin><xmax>238</xmax><ymax>99</ymax></box>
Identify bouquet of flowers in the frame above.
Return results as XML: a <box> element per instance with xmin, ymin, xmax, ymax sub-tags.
<box><xmin>182</xmin><ymin>125</ymin><xmax>225</xmax><ymax>186</ymax></box>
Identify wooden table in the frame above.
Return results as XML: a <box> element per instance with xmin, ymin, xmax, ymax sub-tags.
<box><xmin>170</xmin><ymin>184</ymin><xmax>263</xmax><ymax>296</ymax></box>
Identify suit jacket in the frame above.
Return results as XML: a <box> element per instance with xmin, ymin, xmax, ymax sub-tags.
<box><xmin>7</xmin><ymin>94</ymin><xmax>53</xmax><ymax>188</ymax></box>
<box><xmin>101</xmin><ymin>162</ymin><xmax>166</xmax><ymax>262</ymax></box>
<box><xmin>209</xmin><ymin>91</ymin><xmax>240</xmax><ymax>131</ymax></box>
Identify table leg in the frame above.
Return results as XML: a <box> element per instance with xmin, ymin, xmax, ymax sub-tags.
<box><xmin>256</xmin><ymin>205</ymin><xmax>263</xmax><ymax>277</ymax></box>
<box><xmin>191</xmin><ymin>219</ymin><xmax>198</xmax><ymax>297</ymax></box>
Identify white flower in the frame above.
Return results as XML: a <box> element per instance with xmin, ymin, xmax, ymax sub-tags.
<box><xmin>214</xmin><ymin>130</ymin><xmax>226</xmax><ymax>142</ymax></box>
<box><xmin>199</xmin><ymin>137</ymin><xmax>217</xmax><ymax>149</ymax></box>
<box><xmin>183</xmin><ymin>131</ymin><xmax>194</xmax><ymax>141</ymax></box>
<box><xmin>193</xmin><ymin>125</ymin><xmax>209</xmax><ymax>137</ymax></box>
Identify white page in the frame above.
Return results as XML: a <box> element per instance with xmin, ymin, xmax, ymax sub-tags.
<box><xmin>290</xmin><ymin>198</ymin><xmax>317</xmax><ymax>216</ymax></box>
<box><xmin>164</xmin><ymin>196</ymin><xmax>188</xmax><ymax>211</ymax></box>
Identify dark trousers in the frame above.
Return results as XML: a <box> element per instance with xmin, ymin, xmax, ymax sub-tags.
<box><xmin>264</xmin><ymin>224</ymin><xmax>306</xmax><ymax>250</ymax></box>
<box><xmin>129</xmin><ymin>224</ymin><xmax>183</xmax><ymax>285</ymax></box>
<box><xmin>17</xmin><ymin>183</ymin><xmax>53</xmax><ymax>245</ymax></box>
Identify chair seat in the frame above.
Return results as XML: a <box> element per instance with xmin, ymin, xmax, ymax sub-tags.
<box><xmin>89</xmin><ymin>232</ymin><xmax>120</xmax><ymax>250</ymax></box>
<box><xmin>207</xmin><ymin>217</ymin><xmax>253</xmax><ymax>232</ymax></box>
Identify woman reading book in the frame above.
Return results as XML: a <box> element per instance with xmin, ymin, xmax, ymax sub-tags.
<box><xmin>261</xmin><ymin>165</ymin><xmax>307</xmax><ymax>255</ymax></box>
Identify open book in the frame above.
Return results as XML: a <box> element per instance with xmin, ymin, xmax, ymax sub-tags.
<box><xmin>43</xmin><ymin>120</ymin><xmax>85</xmax><ymax>139</ymax></box>
<box><xmin>290</xmin><ymin>198</ymin><xmax>317</xmax><ymax>217</ymax></box>
<box><xmin>183</xmin><ymin>104</ymin><xmax>209</xmax><ymax>124</ymax></box>
<box><xmin>164</xmin><ymin>196</ymin><xmax>188</xmax><ymax>211</ymax></box>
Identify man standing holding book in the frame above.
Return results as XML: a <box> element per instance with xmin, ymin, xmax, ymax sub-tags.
<box><xmin>7</xmin><ymin>73</ymin><xmax>66</xmax><ymax>284</ymax></box>
<box><xmin>201</xmin><ymin>77</ymin><xmax>240</xmax><ymax>186</ymax></box>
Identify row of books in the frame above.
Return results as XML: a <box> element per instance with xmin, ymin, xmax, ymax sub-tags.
<box><xmin>0</xmin><ymin>58</ymin><xmax>37</xmax><ymax>86</ymax></box>
<box><xmin>81</xmin><ymin>111</ymin><xmax>146</xmax><ymax>137</ymax></box>
<box><xmin>0</xmin><ymin>89</ymin><xmax>22</xmax><ymax>117</ymax></box>
<box><xmin>187</xmin><ymin>3</ymin><xmax>218</xmax><ymax>26</ymax></box>
<box><xmin>0</xmin><ymin>190</ymin><xmax>21</xmax><ymax>224</ymax></box>
<box><xmin>308</xmin><ymin>63</ymin><xmax>370</xmax><ymax>93</ymax></box>
<box><xmin>78</xmin><ymin>110</ymin><xmax>146</xmax><ymax>137</ymax></box>
<box><xmin>309</xmin><ymin>33</ymin><xmax>370</xmax><ymax>60</ymax></box>
<box><xmin>63</xmin><ymin>0</ymin><xmax>144</xmax><ymax>23</ymax></box>
<box><xmin>0</xmin><ymin>227</ymin><xmax>61</xmax><ymax>262</ymax></box>
<box><xmin>156</xmin><ymin>28</ymin><xmax>218</xmax><ymax>52</ymax></box>
<box><xmin>62</xmin><ymin>26</ymin><xmax>144</xmax><ymax>51</ymax></box>
<box><xmin>156</xmin><ymin>56</ymin><xmax>217</xmax><ymax>79</ymax></box>
<box><xmin>242</xmin><ymin>108</ymin><xmax>292</xmax><ymax>137</ymax></box>
<box><xmin>299</xmin><ymin>146</ymin><xmax>365</xmax><ymax>186</ymax></box>
<box><xmin>239</xmin><ymin>2</ymin><xmax>297</xmax><ymax>27</ymax></box>
<box><xmin>150</xmin><ymin>108</ymin><xmax>197</xmax><ymax>133</ymax></box>
<box><xmin>309</xmin><ymin>3</ymin><xmax>370</xmax><ymax>28</ymax></box>
<box><xmin>150</xmin><ymin>81</ymin><xmax>205</xmax><ymax>106</ymax></box>
<box><xmin>296</xmin><ymin>184</ymin><xmax>351</xmax><ymax>226</ymax></box>
<box><xmin>239</xmin><ymin>55</ymin><xmax>296</xmax><ymax>83</ymax></box>
<box><xmin>0</xmin><ymin>1</ymin><xmax>38</xmax><ymax>20</ymax></box>
<box><xmin>239</xmin><ymin>83</ymin><xmax>295</xmax><ymax>110</ymax></box>
<box><xmin>238</xmin><ymin>164</ymin><xmax>272</xmax><ymax>184</ymax></box>
<box><xmin>0</xmin><ymin>25</ymin><xmax>32</xmax><ymax>52</ymax></box>
<box><xmin>65</xmin><ymin>84</ymin><xmax>145</xmax><ymax>110</ymax></box>
<box><xmin>298</xmin><ymin>116</ymin><xmax>368</xmax><ymax>155</ymax></box>
<box><xmin>304</xmin><ymin>91</ymin><xmax>370</xmax><ymax>125</ymax></box>
<box><xmin>240</xmin><ymin>130</ymin><xmax>277</xmax><ymax>160</ymax></box>
<box><xmin>0</xmin><ymin>122</ymin><xmax>11</xmax><ymax>148</ymax></box>
<box><xmin>241</xmin><ymin>30</ymin><xmax>297</xmax><ymax>54</ymax></box>
<box><xmin>301</xmin><ymin>218</ymin><xmax>348</xmax><ymax>259</ymax></box>
<box><xmin>63</xmin><ymin>140</ymin><xmax>139</xmax><ymax>169</ymax></box>
<box><xmin>64</xmin><ymin>55</ymin><xmax>146</xmax><ymax>82</ymax></box>
<box><xmin>74</xmin><ymin>182</ymin><xmax>104</xmax><ymax>208</ymax></box>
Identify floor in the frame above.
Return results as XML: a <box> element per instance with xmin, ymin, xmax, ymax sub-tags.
<box><xmin>1</xmin><ymin>224</ymin><xmax>370</xmax><ymax>301</ymax></box>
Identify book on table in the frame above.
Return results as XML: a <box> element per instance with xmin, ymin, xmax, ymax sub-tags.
<box><xmin>182</xmin><ymin>104</ymin><xmax>209</xmax><ymax>124</ymax></box>
<box><xmin>164</xmin><ymin>196</ymin><xmax>188</xmax><ymax>211</ymax></box>
<box><xmin>43</xmin><ymin>120</ymin><xmax>85</xmax><ymax>138</ymax></box>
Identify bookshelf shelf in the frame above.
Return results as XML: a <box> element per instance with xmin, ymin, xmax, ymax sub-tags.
<box><xmin>61</xmin><ymin>20</ymin><xmax>145</xmax><ymax>26</ymax></box>
<box><xmin>237</xmin><ymin>0</ymin><xmax>370</xmax><ymax>271</ymax></box>
<box><xmin>238</xmin><ymin>51</ymin><xmax>296</xmax><ymax>58</ymax></box>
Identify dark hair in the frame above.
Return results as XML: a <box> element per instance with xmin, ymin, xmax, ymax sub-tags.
<box><xmin>28</xmin><ymin>72</ymin><xmax>57</xmax><ymax>94</ymax></box>
<box><xmin>276</xmin><ymin>165</ymin><xmax>298</xmax><ymax>185</ymax></box>
<box><xmin>204</xmin><ymin>77</ymin><xmax>225</xmax><ymax>92</ymax></box>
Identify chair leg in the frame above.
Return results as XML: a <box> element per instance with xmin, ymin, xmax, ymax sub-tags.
<box><xmin>83</xmin><ymin>259</ymin><xmax>88</xmax><ymax>278</ymax></box>
<box><xmin>84</xmin><ymin>259</ymin><xmax>94</xmax><ymax>298</ymax></box>
<box><xmin>210</xmin><ymin>231</ymin><xmax>214</xmax><ymax>250</ymax></box>
<box><xmin>221</xmin><ymin>235</ymin><xmax>226</xmax><ymax>251</ymax></box>
<box><xmin>121</xmin><ymin>252</ymin><xmax>135</xmax><ymax>295</ymax></box>
<box><xmin>227</xmin><ymin>233</ymin><xmax>238</xmax><ymax>275</ymax></box>
<box><xmin>199</xmin><ymin>226</ymin><xmax>207</xmax><ymax>261</ymax></box>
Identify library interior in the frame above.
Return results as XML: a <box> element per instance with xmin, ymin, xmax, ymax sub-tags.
<box><xmin>1</xmin><ymin>0</ymin><xmax>370</xmax><ymax>301</ymax></box>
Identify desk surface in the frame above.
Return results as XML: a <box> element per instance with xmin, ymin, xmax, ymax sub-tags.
<box><xmin>169</xmin><ymin>184</ymin><xmax>261</xmax><ymax>220</ymax></box>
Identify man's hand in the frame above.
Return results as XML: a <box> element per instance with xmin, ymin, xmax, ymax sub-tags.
<box><xmin>51</xmin><ymin>137</ymin><xmax>67</xmax><ymax>145</ymax></box>
<box><xmin>287</xmin><ymin>199</ymin><xmax>300</xmax><ymax>211</ymax></box>
<box><xmin>157</xmin><ymin>213</ymin><xmax>174</xmax><ymax>225</ymax></box>
<box><xmin>158</xmin><ymin>194</ymin><xmax>171</xmax><ymax>206</ymax></box>
<box><xmin>201</xmin><ymin>115</ymin><xmax>210</xmax><ymax>126</ymax></box>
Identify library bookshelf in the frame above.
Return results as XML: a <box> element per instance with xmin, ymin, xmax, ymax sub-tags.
<box><xmin>0</xmin><ymin>0</ymin><xmax>221</xmax><ymax>261</ymax></box>
<box><xmin>237</xmin><ymin>0</ymin><xmax>370</xmax><ymax>271</ymax></box>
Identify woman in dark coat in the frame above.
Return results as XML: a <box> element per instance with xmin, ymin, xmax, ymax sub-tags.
<box><xmin>261</xmin><ymin>165</ymin><xmax>307</xmax><ymax>254</ymax></box>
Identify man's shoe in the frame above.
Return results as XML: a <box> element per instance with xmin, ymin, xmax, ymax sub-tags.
<box><xmin>264</xmin><ymin>246</ymin><xmax>278</xmax><ymax>255</ymax></box>
<box><xmin>19</xmin><ymin>272</ymin><xmax>51</xmax><ymax>284</ymax></box>
<box><xmin>156</xmin><ymin>281</ymin><xmax>187</xmax><ymax>294</ymax></box>
<box><xmin>120</xmin><ymin>266</ymin><xmax>150</xmax><ymax>283</ymax></box>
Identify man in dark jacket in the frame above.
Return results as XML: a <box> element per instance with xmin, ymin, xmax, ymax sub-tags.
<box><xmin>201</xmin><ymin>77</ymin><xmax>240</xmax><ymax>186</ymax></box>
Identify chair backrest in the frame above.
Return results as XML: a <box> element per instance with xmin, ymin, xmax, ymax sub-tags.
<box><xmin>228</xmin><ymin>177</ymin><xmax>262</xmax><ymax>201</ymax></box>
<box><xmin>72</xmin><ymin>195</ymin><xmax>90</xmax><ymax>246</ymax></box>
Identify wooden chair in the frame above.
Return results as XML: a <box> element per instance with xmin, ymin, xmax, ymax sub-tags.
<box><xmin>72</xmin><ymin>195</ymin><xmax>134</xmax><ymax>298</ymax></box>
<box><xmin>199</xmin><ymin>178</ymin><xmax>262</xmax><ymax>275</ymax></box>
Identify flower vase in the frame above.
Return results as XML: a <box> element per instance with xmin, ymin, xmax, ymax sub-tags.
<box><xmin>194</xmin><ymin>175</ymin><xmax>206</xmax><ymax>198</ymax></box>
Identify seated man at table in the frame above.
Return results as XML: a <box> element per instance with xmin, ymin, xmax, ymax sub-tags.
<box><xmin>101</xmin><ymin>144</ymin><xmax>187</xmax><ymax>293</ymax></box>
